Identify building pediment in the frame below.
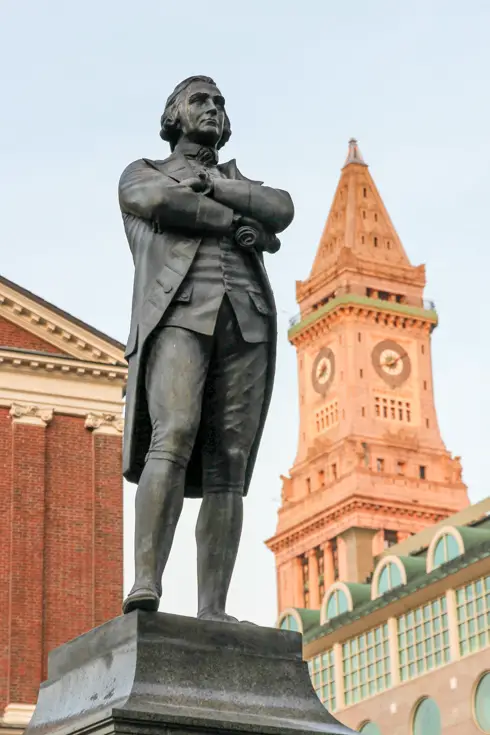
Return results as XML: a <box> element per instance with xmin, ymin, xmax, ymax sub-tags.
<box><xmin>0</xmin><ymin>275</ymin><xmax>125</xmax><ymax>366</ymax></box>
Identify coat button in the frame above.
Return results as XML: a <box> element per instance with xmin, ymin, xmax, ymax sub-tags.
<box><xmin>163</xmin><ymin>284</ymin><xmax>173</xmax><ymax>293</ymax></box>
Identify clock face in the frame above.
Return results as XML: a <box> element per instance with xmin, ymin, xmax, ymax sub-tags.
<box><xmin>372</xmin><ymin>339</ymin><xmax>411</xmax><ymax>387</ymax></box>
<box><xmin>311</xmin><ymin>347</ymin><xmax>335</xmax><ymax>395</ymax></box>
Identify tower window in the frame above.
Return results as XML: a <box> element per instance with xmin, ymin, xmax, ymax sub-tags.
<box><xmin>361</xmin><ymin>235</ymin><xmax>365</xmax><ymax>244</ymax></box>
<box><xmin>396</xmin><ymin>460</ymin><xmax>406</xmax><ymax>475</ymax></box>
<box><xmin>424</xmin><ymin>380</ymin><xmax>428</xmax><ymax>390</ymax></box>
<box><xmin>331</xmin><ymin>463</ymin><xmax>338</xmax><ymax>480</ymax></box>
<box><xmin>376</xmin><ymin>458</ymin><xmax>385</xmax><ymax>472</ymax></box>
<box><xmin>360</xmin><ymin>368</ymin><xmax>363</xmax><ymax>378</ymax></box>
<box><xmin>306</xmin><ymin>477</ymin><xmax>311</xmax><ymax>493</ymax></box>
<box><xmin>362</xmin><ymin>210</ymin><xmax>366</xmax><ymax>219</ymax></box>
<box><xmin>315</xmin><ymin>400</ymin><xmax>339</xmax><ymax>434</ymax></box>
<box><xmin>374</xmin><ymin>236</ymin><xmax>378</xmax><ymax>247</ymax></box>
<box><xmin>387</xmin><ymin>240</ymin><xmax>391</xmax><ymax>249</ymax></box>
<box><xmin>318</xmin><ymin>469</ymin><xmax>325</xmax><ymax>486</ymax></box>
<box><xmin>419</xmin><ymin>465</ymin><xmax>427</xmax><ymax>480</ymax></box>
<box><xmin>426</xmin><ymin>418</ymin><xmax>430</xmax><ymax>428</ymax></box>
<box><xmin>361</xmin><ymin>406</ymin><xmax>366</xmax><ymax>416</ymax></box>
<box><xmin>301</xmin><ymin>554</ymin><xmax>309</xmax><ymax>607</ymax></box>
<box><xmin>358</xmin><ymin>332</ymin><xmax>362</xmax><ymax>342</ymax></box>
<box><xmin>331</xmin><ymin>538</ymin><xmax>339</xmax><ymax>580</ymax></box>
<box><xmin>317</xmin><ymin>546</ymin><xmax>325</xmax><ymax>599</ymax></box>
<box><xmin>421</xmin><ymin>344</ymin><xmax>425</xmax><ymax>355</ymax></box>
<box><xmin>375</xmin><ymin>396</ymin><xmax>412</xmax><ymax>423</ymax></box>
<box><xmin>363</xmin><ymin>187</ymin><xmax>367</xmax><ymax>198</ymax></box>
<box><xmin>374</xmin><ymin>213</ymin><xmax>378</xmax><ymax>222</ymax></box>
<box><xmin>384</xmin><ymin>530</ymin><xmax>398</xmax><ymax>548</ymax></box>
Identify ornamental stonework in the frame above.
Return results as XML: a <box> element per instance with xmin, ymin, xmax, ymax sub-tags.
<box><xmin>85</xmin><ymin>412</ymin><xmax>124</xmax><ymax>435</ymax></box>
<box><xmin>9</xmin><ymin>402</ymin><xmax>54</xmax><ymax>426</ymax></box>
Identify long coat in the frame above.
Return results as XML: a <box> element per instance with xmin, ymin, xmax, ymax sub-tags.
<box><xmin>119</xmin><ymin>152</ymin><xmax>294</xmax><ymax>497</ymax></box>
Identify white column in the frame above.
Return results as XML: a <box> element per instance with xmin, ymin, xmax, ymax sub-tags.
<box><xmin>387</xmin><ymin>617</ymin><xmax>400</xmax><ymax>686</ymax></box>
<box><xmin>333</xmin><ymin>642</ymin><xmax>345</xmax><ymax>710</ymax></box>
<box><xmin>446</xmin><ymin>589</ymin><xmax>460</xmax><ymax>661</ymax></box>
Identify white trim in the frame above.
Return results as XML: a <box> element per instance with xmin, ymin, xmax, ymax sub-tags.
<box><xmin>426</xmin><ymin>526</ymin><xmax>465</xmax><ymax>573</ymax></box>
<box><xmin>472</xmin><ymin>670</ymin><xmax>490</xmax><ymax>733</ymax></box>
<box><xmin>320</xmin><ymin>582</ymin><xmax>353</xmax><ymax>625</ymax></box>
<box><xmin>276</xmin><ymin>607</ymin><xmax>303</xmax><ymax>633</ymax></box>
<box><xmin>2</xmin><ymin>704</ymin><xmax>35</xmax><ymax>726</ymax></box>
<box><xmin>371</xmin><ymin>555</ymin><xmax>407</xmax><ymax>600</ymax></box>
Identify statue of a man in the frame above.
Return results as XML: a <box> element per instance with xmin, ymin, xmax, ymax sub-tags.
<box><xmin>119</xmin><ymin>75</ymin><xmax>294</xmax><ymax>622</ymax></box>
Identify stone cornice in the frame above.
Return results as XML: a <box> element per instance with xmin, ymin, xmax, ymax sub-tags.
<box><xmin>289</xmin><ymin>293</ymin><xmax>437</xmax><ymax>346</ymax></box>
<box><xmin>265</xmin><ymin>496</ymin><xmax>451</xmax><ymax>556</ymax></box>
<box><xmin>85</xmin><ymin>412</ymin><xmax>124</xmax><ymax>435</ymax></box>
<box><xmin>9</xmin><ymin>403</ymin><xmax>53</xmax><ymax>427</ymax></box>
<box><xmin>0</xmin><ymin>349</ymin><xmax>126</xmax><ymax>384</ymax></box>
<box><xmin>0</xmin><ymin>283</ymin><xmax>125</xmax><ymax>366</ymax></box>
<box><xmin>297</xmin><ymin>254</ymin><xmax>426</xmax><ymax>303</ymax></box>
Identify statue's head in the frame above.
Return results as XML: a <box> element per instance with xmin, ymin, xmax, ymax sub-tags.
<box><xmin>160</xmin><ymin>75</ymin><xmax>232</xmax><ymax>151</ymax></box>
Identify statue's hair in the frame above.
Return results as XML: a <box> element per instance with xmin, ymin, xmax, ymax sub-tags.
<box><xmin>160</xmin><ymin>75</ymin><xmax>232</xmax><ymax>150</ymax></box>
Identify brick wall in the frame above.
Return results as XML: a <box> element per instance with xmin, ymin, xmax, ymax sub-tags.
<box><xmin>0</xmin><ymin>408</ymin><xmax>12</xmax><ymax>710</ymax></box>
<box><xmin>0</xmin><ymin>412</ymin><xmax>123</xmax><ymax>708</ymax></box>
<box><xmin>0</xmin><ymin>317</ymin><xmax>64</xmax><ymax>355</ymax></box>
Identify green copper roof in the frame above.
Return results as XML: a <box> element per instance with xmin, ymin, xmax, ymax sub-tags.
<box><xmin>343</xmin><ymin>582</ymin><xmax>372</xmax><ymax>607</ymax></box>
<box><xmin>455</xmin><ymin>525</ymin><xmax>490</xmax><ymax>549</ymax></box>
<box><xmin>303</xmin><ymin>541</ymin><xmax>490</xmax><ymax>645</ymax></box>
<box><xmin>293</xmin><ymin>608</ymin><xmax>322</xmax><ymax>633</ymax></box>
<box><xmin>288</xmin><ymin>293</ymin><xmax>438</xmax><ymax>339</ymax></box>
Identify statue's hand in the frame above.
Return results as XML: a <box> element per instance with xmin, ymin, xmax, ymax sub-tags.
<box><xmin>181</xmin><ymin>173</ymin><xmax>214</xmax><ymax>196</ymax></box>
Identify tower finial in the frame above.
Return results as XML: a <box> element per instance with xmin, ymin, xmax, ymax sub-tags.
<box><xmin>344</xmin><ymin>138</ymin><xmax>367</xmax><ymax>166</ymax></box>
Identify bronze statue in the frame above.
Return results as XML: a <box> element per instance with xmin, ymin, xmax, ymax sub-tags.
<box><xmin>119</xmin><ymin>75</ymin><xmax>294</xmax><ymax>621</ymax></box>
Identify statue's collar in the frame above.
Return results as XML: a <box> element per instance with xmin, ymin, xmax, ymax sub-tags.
<box><xmin>174</xmin><ymin>140</ymin><xmax>218</xmax><ymax>167</ymax></box>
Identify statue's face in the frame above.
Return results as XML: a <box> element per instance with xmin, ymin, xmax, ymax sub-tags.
<box><xmin>178</xmin><ymin>81</ymin><xmax>226</xmax><ymax>147</ymax></box>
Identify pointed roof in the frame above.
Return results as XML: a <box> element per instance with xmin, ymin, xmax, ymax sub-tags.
<box><xmin>310</xmin><ymin>139</ymin><xmax>411</xmax><ymax>279</ymax></box>
<box><xmin>0</xmin><ymin>274</ymin><xmax>125</xmax><ymax>366</ymax></box>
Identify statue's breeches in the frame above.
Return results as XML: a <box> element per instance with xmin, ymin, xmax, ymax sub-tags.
<box><xmin>144</xmin><ymin>297</ymin><xmax>268</xmax><ymax>495</ymax></box>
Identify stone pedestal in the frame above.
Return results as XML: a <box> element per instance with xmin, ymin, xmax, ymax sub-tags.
<box><xmin>26</xmin><ymin>611</ymin><xmax>356</xmax><ymax>735</ymax></box>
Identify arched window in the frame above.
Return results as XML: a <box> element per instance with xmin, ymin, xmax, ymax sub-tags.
<box><xmin>412</xmin><ymin>698</ymin><xmax>441</xmax><ymax>735</ymax></box>
<box><xmin>433</xmin><ymin>532</ymin><xmax>461</xmax><ymax>569</ymax></box>
<box><xmin>377</xmin><ymin>561</ymin><xmax>403</xmax><ymax>595</ymax></box>
<box><xmin>359</xmin><ymin>723</ymin><xmax>382</xmax><ymax>735</ymax></box>
<box><xmin>325</xmin><ymin>589</ymin><xmax>349</xmax><ymax>620</ymax></box>
<box><xmin>279</xmin><ymin>614</ymin><xmax>299</xmax><ymax>632</ymax></box>
<box><xmin>474</xmin><ymin>672</ymin><xmax>490</xmax><ymax>732</ymax></box>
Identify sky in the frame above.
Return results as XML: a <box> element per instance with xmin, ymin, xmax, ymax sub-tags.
<box><xmin>1</xmin><ymin>0</ymin><xmax>489</xmax><ymax>627</ymax></box>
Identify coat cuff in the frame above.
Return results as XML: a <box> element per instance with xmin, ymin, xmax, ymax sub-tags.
<box><xmin>195</xmin><ymin>196</ymin><xmax>234</xmax><ymax>231</ymax></box>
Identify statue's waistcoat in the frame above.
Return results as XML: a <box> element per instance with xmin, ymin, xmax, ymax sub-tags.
<box><xmin>162</xmin><ymin>231</ymin><xmax>271</xmax><ymax>342</ymax></box>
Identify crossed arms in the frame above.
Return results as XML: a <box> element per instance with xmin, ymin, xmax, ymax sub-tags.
<box><xmin>118</xmin><ymin>159</ymin><xmax>294</xmax><ymax>241</ymax></box>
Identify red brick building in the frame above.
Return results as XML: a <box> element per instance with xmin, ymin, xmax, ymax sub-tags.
<box><xmin>0</xmin><ymin>275</ymin><xmax>126</xmax><ymax>732</ymax></box>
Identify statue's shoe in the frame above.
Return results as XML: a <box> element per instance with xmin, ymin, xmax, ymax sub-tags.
<box><xmin>197</xmin><ymin>611</ymin><xmax>239</xmax><ymax>624</ymax></box>
<box><xmin>122</xmin><ymin>586</ymin><xmax>160</xmax><ymax>614</ymax></box>
<box><xmin>197</xmin><ymin>611</ymin><xmax>257</xmax><ymax>626</ymax></box>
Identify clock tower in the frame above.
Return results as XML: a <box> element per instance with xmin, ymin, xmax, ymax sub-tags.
<box><xmin>266</xmin><ymin>140</ymin><xmax>470</xmax><ymax>614</ymax></box>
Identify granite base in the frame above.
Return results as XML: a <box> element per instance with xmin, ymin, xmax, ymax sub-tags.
<box><xmin>25</xmin><ymin>611</ymin><xmax>356</xmax><ymax>735</ymax></box>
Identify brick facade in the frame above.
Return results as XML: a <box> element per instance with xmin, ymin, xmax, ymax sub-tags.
<box><xmin>0</xmin><ymin>317</ymin><xmax>65</xmax><ymax>355</ymax></box>
<box><xmin>0</xmin><ymin>275</ymin><xmax>126</xmax><ymax>719</ymax></box>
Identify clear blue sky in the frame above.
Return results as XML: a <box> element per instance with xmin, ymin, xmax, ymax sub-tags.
<box><xmin>1</xmin><ymin>0</ymin><xmax>489</xmax><ymax>625</ymax></box>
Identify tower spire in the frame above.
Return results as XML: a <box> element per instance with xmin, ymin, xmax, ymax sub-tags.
<box><xmin>344</xmin><ymin>138</ymin><xmax>367</xmax><ymax>167</ymax></box>
<box><xmin>309</xmin><ymin>139</ymin><xmax>410</xmax><ymax>279</ymax></box>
